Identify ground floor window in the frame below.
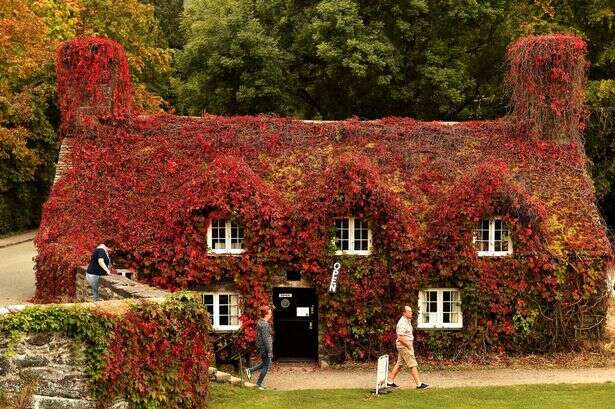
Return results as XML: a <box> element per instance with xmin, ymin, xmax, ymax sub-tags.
<box><xmin>417</xmin><ymin>289</ymin><xmax>462</xmax><ymax>329</ymax></box>
<box><xmin>202</xmin><ymin>293</ymin><xmax>241</xmax><ymax>331</ymax></box>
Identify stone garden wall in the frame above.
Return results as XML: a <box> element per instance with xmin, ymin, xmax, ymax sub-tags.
<box><xmin>0</xmin><ymin>332</ymin><xmax>125</xmax><ymax>409</ymax></box>
<box><xmin>1</xmin><ymin>270</ymin><xmax>250</xmax><ymax>408</ymax></box>
<box><xmin>75</xmin><ymin>267</ymin><xmax>169</xmax><ymax>302</ymax></box>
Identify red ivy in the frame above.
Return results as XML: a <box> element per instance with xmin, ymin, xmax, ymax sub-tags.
<box><xmin>35</xmin><ymin>36</ymin><xmax>613</xmax><ymax>360</ymax></box>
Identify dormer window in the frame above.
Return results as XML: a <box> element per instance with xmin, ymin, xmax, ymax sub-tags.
<box><xmin>473</xmin><ymin>217</ymin><xmax>512</xmax><ymax>256</ymax></box>
<box><xmin>334</xmin><ymin>217</ymin><xmax>372</xmax><ymax>256</ymax></box>
<box><xmin>207</xmin><ymin>219</ymin><xmax>245</xmax><ymax>254</ymax></box>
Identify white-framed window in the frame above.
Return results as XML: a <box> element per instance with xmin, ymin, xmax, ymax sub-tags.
<box><xmin>473</xmin><ymin>217</ymin><xmax>513</xmax><ymax>256</ymax></box>
<box><xmin>417</xmin><ymin>289</ymin><xmax>463</xmax><ymax>329</ymax></box>
<box><xmin>202</xmin><ymin>293</ymin><xmax>242</xmax><ymax>331</ymax></box>
<box><xmin>333</xmin><ymin>217</ymin><xmax>372</xmax><ymax>255</ymax></box>
<box><xmin>207</xmin><ymin>219</ymin><xmax>245</xmax><ymax>254</ymax></box>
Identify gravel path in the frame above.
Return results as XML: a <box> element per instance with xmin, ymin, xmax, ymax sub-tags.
<box><xmin>0</xmin><ymin>240</ymin><xmax>36</xmax><ymax>306</ymax></box>
<box><xmin>264</xmin><ymin>366</ymin><xmax>615</xmax><ymax>390</ymax></box>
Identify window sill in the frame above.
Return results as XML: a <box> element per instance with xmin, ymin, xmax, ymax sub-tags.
<box><xmin>212</xmin><ymin>326</ymin><xmax>241</xmax><ymax>333</ymax></box>
<box><xmin>417</xmin><ymin>325</ymin><xmax>463</xmax><ymax>330</ymax></box>
<box><xmin>335</xmin><ymin>251</ymin><xmax>371</xmax><ymax>256</ymax></box>
<box><xmin>477</xmin><ymin>251</ymin><xmax>512</xmax><ymax>257</ymax></box>
<box><xmin>208</xmin><ymin>250</ymin><xmax>246</xmax><ymax>256</ymax></box>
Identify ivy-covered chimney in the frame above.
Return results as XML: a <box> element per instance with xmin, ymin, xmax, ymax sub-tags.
<box><xmin>507</xmin><ymin>33</ymin><xmax>588</xmax><ymax>142</ymax></box>
<box><xmin>56</xmin><ymin>37</ymin><xmax>132</xmax><ymax>136</ymax></box>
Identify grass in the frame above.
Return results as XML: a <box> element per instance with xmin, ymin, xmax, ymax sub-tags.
<box><xmin>208</xmin><ymin>382</ymin><xmax>615</xmax><ymax>409</ymax></box>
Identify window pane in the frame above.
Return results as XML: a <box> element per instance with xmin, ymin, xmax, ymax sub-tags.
<box><xmin>335</xmin><ymin>218</ymin><xmax>349</xmax><ymax>251</ymax></box>
<box><xmin>230</xmin><ymin>222</ymin><xmax>244</xmax><ymax>250</ymax></box>
<box><xmin>443</xmin><ymin>291</ymin><xmax>452</xmax><ymax>323</ymax></box>
<box><xmin>219</xmin><ymin>294</ymin><xmax>229</xmax><ymax>305</ymax></box>
<box><xmin>474</xmin><ymin>219</ymin><xmax>490</xmax><ymax>252</ymax></box>
<box><xmin>219</xmin><ymin>314</ymin><xmax>229</xmax><ymax>326</ymax></box>
<box><xmin>212</xmin><ymin>219</ymin><xmax>226</xmax><ymax>250</ymax></box>
<box><xmin>422</xmin><ymin>290</ymin><xmax>438</xmax><ymax>325</ymax></box>
<box><xmin>428</xmin><ymin>291</ymin><xmax>438</xmax><ymax>313</ymax></box>
<box><xmin>444</xmin><ymin>290</ymin><xmax>461</xmax><ymax>324</ymax></box>
<box><xmin>353</xmin><ymin>218</ymin><xmax>369</xmax><ymax>251</ymax></box>
<box><xmin>230</xmin><ymin>294</ymin><xmax>240</xmax><ymax>325</ymax></box>
<box><xmin>203</xmin><ymin>294</ymin><xmax>214</xmax><ymax>325</ymax></box>
<box><xmin>493</xmin><ymin>219</ymin><xmax>510</xmax><ymax>253</ymax></box>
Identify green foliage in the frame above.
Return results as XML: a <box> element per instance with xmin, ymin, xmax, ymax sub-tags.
<box><xmin>175</xmin><ymin>0</ymin><xmax>292</xmax><ymax>115</ymax></box>
<box><xmin>141</xmin><ymin>0</ymin><xmax>186</xmax><ymax>49</ymax></box>
<box><xmin>175</xmin><ymin>0</ymin><xmax>518</xmax><ymax>120</ymax></box>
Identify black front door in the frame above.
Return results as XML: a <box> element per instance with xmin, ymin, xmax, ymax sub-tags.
<box><xmin>272</xmin><ymin>287</ymin><xmax>318</xmax><ymax>361</ymax></box>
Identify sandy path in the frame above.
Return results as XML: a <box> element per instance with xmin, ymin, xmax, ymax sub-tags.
<box><xmin>0</xmin><ymin>240</ymin><xmax>36</xmax><ymax>306</ymax></box>
<box><xmin>264</xmin><ymin>366</ymin><xmax>615</xmax><ymax>390</ymax></box>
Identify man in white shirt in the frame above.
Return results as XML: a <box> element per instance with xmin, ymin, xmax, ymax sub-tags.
<box><xmin>387</xmin><ymin>305</ymin><xmax>429</xmax><ymax>389</ymax></box>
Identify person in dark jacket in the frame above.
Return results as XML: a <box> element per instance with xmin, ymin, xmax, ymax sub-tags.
<box><xmin>245</xmin><ymin>305</ymin><xmax>273</xmax><ymax>389</ymax></box>
<box><xmin>85</xmin><ymin>239</ymin><xmax>114</xmax><ymax>302</ymax></box>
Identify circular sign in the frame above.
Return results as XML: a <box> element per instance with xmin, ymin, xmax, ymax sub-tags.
<box><xmin>281</xmin><ymin>299</ymin><xmax>290</xmax><ymax>308</ymax></box>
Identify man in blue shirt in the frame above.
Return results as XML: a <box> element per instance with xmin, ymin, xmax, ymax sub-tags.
<box><xmin>85</xmin><ymin>239</ymin><xmax>115</xmax><ymax>302</ymax></box>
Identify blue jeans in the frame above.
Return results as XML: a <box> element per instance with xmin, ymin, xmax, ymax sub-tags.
<box><xmin>85</xmin><ymin>273</ymin><xmax>101</xmax><ymax>302</ymax></box>
<box><xmin>248</xmin><ymin>351</ymin><xmax>271</xmax><ymax>386</ymax></box>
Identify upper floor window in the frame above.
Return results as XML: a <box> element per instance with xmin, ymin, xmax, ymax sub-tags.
<box><xmin>473</xmin><ymin>217</ymin><xmax>512</xmax><ymax>256</ymax></box>
<box><xmin>207</xmin><ymin>219</ymin><xmax>245</xmax><ymax>254</ymax></box>
<box><xmin>417</xmin><ymin>288</ymin><xmax>462</xmax><ymax>329</ymax></box>
<box><xmin>202</xmin><ymin>293</ymin><xmax>241</xmax><ymax>331</ymax></box>
<box><xmin>334</xmin><ymin>217</ymin><xmax>372</xmax><ymax>256</ymax></box>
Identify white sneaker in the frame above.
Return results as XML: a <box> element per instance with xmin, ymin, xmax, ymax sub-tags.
<box><xmin>258</xmin><ymin>385</ymin><xmax>267</xmax><ymax>390</ymax></box>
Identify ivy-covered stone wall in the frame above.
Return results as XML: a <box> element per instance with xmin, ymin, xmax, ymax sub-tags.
<box><xmin>0</xmin><ymin>295</ymin><xmax>211</xmax><ymax>409</ymax></box>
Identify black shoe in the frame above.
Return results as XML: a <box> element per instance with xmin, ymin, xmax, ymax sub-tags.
<box><xmin>416</xmin><ymin>383</ymin><xmax>430</xmax><ymax>390</ymax></box>
<box><xmin>387</xmin><ymin>382</ymin><xmax>399</xmax><ymax>388</ymax></box>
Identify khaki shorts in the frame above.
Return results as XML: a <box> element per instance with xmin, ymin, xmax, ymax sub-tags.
<box><xmin>395</xmin><ymin>345</ymin><xmax>418</xmax><ymax>369</ymax></box>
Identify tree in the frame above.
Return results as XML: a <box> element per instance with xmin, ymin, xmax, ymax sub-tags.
<box><xmin>140</xmin><ymin>0</ymin><xmax>186</xmax><ymax>49</ymax></box>
<box><xmin>176</xmin><ymin>0</ymin><xmax>521</xmax><ymax>119</ymax></box>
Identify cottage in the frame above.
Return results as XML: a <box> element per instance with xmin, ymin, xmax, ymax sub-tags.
<box><xmin>36</xmin><ymin>34</ymin><xmax>612</xmax><ymax>363</ymax></box>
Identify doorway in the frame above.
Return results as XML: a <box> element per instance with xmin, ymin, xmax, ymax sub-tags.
<box><xmin>272</xmin><ymin>287</ymin><xmax>318</xmax><ymax>361</ymax></box>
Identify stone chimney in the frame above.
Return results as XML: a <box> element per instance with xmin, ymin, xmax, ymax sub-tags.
<box><xmin>507</xmin><ymin>33</ymin><xmax>588</xmax><ymax>142</ymax></box>
<box><xmin>56</xmin><ymin>37</ymin><xmax>132</xmax><ymax>137</ymax></box>
<box><xmin>54</xmin><ymin>37</ymin><xmax>132</xmax><ymax>184</ymax></box>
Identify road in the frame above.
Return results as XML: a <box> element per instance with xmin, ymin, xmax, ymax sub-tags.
<box><xmin>0</xmin><ymin>240</ymin><xmax>36</xmax><ymax>306</ymax></box>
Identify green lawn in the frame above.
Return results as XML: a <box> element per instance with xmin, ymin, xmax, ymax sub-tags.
<box><xmin>209</xmin><ymin>382</ymin><xmax>615</xmax><ymax>409</ymax></box>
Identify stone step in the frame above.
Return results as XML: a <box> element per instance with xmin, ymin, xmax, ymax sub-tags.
<box><xmin>30</xmin><ymin>395</ymin><xmax>95</xmax><ymax>409</ymax></box>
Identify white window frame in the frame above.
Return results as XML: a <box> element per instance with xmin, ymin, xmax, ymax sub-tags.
<box><xmin>473</xmin><ymin>217</ymin><xmax>513</xmax><ymax>257</ymax></box>
<box><xmin>333</xmin><ymin>216</ymin><xmax>372</xmax><ymax>256</ymax></box>
<box><xmin>207</xmin><ymin>219</ymin><xmax>245</xmax><ymax>255</ymax></box>
<box><xmin>202</xmin><ymin>293</ymin><xmax>242</xmax><ymax>331</ymax></box>
<box><xmin>417</xmin><ymin>288</ymin><xmax>463</xmax><ymax>329</ymax></box>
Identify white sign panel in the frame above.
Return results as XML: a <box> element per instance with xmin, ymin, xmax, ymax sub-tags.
<box><xmin>328</xmin><ymin>262</ymin><xmax>341</xmax><ymax>293</ymax></box>
<box><xmin>278</xmin><ymin>293</ymin><xmax>292</xmax><ymax>298</ymax></box>
<box><xmin>375</xmin><ymin>354</ymin><xmax>389</xmax><ymax>395</ymax></box>
<box><xmin>296</xmin><ymin>307</ymin><xmax>310</xmax><ymax>317</ymax></box>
